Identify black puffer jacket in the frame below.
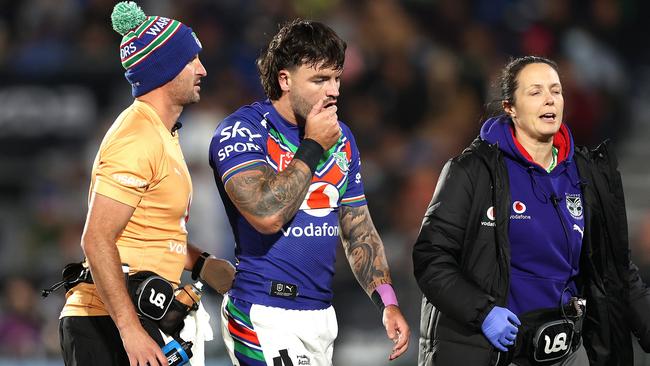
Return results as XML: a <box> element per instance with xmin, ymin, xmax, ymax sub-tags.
<box><xmin>413</xmin><ymin>138</ymin><xmax>650</xmax><ymax>366</ymax></box>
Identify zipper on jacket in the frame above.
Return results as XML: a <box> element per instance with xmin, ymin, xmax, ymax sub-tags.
<box><xmin>493</xmin><ymin>146</ymin><xmax>511</xmax><ymax>305</ymax></box>
<box><xmin>550</xmin><ymin>192</ymin><xmax>576</xmax><ymax>298</ymax></box>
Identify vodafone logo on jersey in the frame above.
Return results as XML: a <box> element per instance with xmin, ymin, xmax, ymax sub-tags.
<box><xmin>486</xmin><ymin>206</ymin><xmax>495</xmax><ymax>221</ymax></box>
<box><xmin>300</xmin><ymin>182</ymin><xmax>339</xmax><ymax>217</ymax></box>
<box><xmin>511</xmin><ymin>200</ymin><xmax>531</xmax><ymax>220</ymax></box>
<box><xmin>481</xmin><ymin>206</ymin><xmax>496</xmax><ymax>227</ymax></box>
<box><xmin>513</xmin><ymin>201</ymin><xmax>526</xmax><ymax>214</ymax></box>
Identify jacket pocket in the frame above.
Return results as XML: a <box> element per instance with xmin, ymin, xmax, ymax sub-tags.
<box><xmin>437</xmin><ymin>312</ymin><xmax>489</xmax><ymax>344</ymax></box>
<box><xmin>432</xmin><ymin>338</ymin><xmax>493</xmax><ymax>366</ymax></box>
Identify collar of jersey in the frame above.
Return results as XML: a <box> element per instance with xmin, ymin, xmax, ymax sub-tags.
<box><xmin>264</xmin><ymin>100</ymin><xmax>300</xmax><ymax>131</ymax></box>
<box><xmin>133</xmin><ymin>100</ymin><xmax>178</xmax><ymax>141</ymax></box>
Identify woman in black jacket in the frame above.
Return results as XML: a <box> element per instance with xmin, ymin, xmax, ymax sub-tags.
<box><xmin>413</xmin><ymin>56</ymin><xmax>650</xmax><ymax>366</ymax></box>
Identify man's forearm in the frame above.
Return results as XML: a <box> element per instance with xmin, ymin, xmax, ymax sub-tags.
<box><xmin>226</xmin><ymin>159</ymin><xmax>312</xmax><ymax>228</ymax></box>
<box><xmin>83</xmin><ymin>234</ymin><xmax>139</xmax><ymax>331</ymax></box>
<box><xmin>185</xmin><ymin>243</ymin><xmax>203</xmax><ymax>271</ymax></box>
<box><xmin>339</xmin><ymin>205</ymin><xmax>392</xmax><ymax>296</ymax></box>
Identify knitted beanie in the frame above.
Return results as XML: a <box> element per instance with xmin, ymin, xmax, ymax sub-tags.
<box><xmin>111</xmin><ymin>2</ymin><xmax>202</xmax><ymax>97</ymax></box>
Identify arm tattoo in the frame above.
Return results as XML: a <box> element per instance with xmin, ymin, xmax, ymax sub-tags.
<box><xmin>225</xmin><ymin>160</ymin><xmax>311</xmax><ymax>223</ymax></box>
<box><xmin>339</xmin><ymin>205</ymin><xmax>391</xmax><ymax>295</ymax></box>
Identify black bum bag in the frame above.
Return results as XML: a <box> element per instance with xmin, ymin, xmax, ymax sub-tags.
<box><xmin>127</xmin><ymin>271</ymin><xmax>194</xmax><ymax>337</ymax></box>
<box><xmin>495</xmin><ymin>298</ymin><xmax>586</xmax><ymax>366</ymax></box>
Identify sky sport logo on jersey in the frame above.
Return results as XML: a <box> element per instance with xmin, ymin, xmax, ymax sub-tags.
<box><xmin>217</xmin><ymin>121</ymin><xmax>263</xmax><ymax>161</ymax></box>
<box><xmin>511</xmin><ymin>200</ymin><xmax>531</xmax><ymax>220</ymax></box>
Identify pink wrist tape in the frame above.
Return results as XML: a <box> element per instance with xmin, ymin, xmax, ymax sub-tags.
<box><xmin>375</xmin><ymin>284</ymin><xmax>399</xmax><ymax>307</ymax></box>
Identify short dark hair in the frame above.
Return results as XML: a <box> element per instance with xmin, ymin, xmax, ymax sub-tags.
<box><xmin>257</xmin><ymin>19</ymin><xmax>347</xmax><ymax>100</ymax></box>
<box><xmin>499</xmin><ymin>55</ymin><xmax>559</xmax><ymax>106</ymax></box>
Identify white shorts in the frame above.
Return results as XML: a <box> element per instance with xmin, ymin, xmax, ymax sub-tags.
<box><xmin>221</xmin><ymin>294</ymin><xmax>338</xmax><ymax>366</ymax></box>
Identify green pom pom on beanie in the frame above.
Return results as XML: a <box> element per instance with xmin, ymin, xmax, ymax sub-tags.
<box><xmin>111</xmin><ymin>1</ymin><xmax>147</xmax><ymax>36</ymax></box>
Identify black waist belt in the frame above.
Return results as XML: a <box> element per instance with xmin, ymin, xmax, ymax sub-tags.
<box><xmin>42</xmin><ymin>262</ymin><xmax>127</xmax><ymax>297</ymax></box>
<box><xmin>496</xmin><ymin>298</ymin><xmax>586</xmax><ymax>366</ymax></box>
<box><xmin>44</xmin><ymin>262</ymin><xmax>195</xmax><ymax>338</ymax></box>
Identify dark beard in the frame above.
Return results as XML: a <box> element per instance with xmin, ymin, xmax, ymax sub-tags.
<box><xmin>290</xmin><ymin>94</ymin><xmax>310</xmax><ymax>128</ymax></box>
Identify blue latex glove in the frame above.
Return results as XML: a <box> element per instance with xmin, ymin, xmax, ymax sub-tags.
<box><xmin>481</xmin><ymin>306</ymin><xmax>521</xmax><ymax>352</ymax></box>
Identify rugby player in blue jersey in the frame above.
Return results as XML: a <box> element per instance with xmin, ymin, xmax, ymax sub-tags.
<box><xmin>209</xmin><ymin>19</ymin><xmax>410</xmax><ymax>365</ymax></box>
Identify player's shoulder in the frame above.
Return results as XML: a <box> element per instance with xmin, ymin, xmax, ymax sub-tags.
<box><xmin>337</xmin><ymin>120</ymin><xmax>357</xmax><ymax>139</ymax></box>
<box><xmin>115</xmin><ymin>103</ymin><xmax>162</xmax><ymax>138</ymax></box>
<box><xmin>101</xmin><ymin>104</ymin><xmax>164</xmax><ymax>157</ymax></box>
<box><xmin>337</xmin><ymin>120</ymin><xmax>360</xmax><ymax>148</ymax></box>
<box><xmin>338</xmin><ymin>120</ymin><xmax>353</xmax><ymax>134</ymax></box>
<box><xmin>213</xmin><ymin>102</ymin><xmax>270</xmax><ymax>138</ymax></box>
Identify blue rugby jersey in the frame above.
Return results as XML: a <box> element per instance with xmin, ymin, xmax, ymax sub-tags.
<box><xmin>481</xmin><ymin>115</ymin><xmax>584</xmax><ymax>316</ymax></box>
<box><xmin>209</xmin><ymin>100</ymin><xmax>366</xmax><ymax>310</ymax></box>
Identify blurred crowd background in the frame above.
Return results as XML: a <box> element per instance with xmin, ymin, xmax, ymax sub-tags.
<box><xmin>1</xmin><ymin>0</ymin><xmax>650</xmax><ymax>365</ymax></box>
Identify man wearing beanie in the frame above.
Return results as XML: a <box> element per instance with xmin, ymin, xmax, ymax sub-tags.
<box><xmin>58</xmin><ymin>2</ymin><xmax>234</xmax><ymax>365</ymax></box>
